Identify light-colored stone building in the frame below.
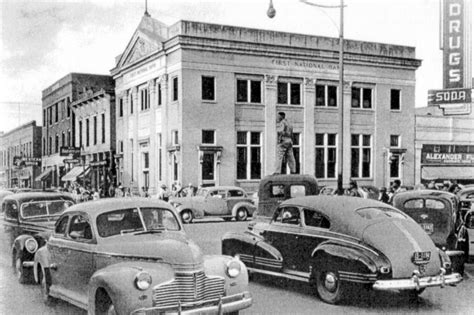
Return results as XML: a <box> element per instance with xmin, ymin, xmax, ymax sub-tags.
<box><xmin>111</xmin><ymin>13</ymin><xmax>421</xmax><ymax>194</ymax></box>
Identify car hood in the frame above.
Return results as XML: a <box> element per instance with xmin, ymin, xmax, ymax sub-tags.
<box><xmin>362</xmin><ymin>219</ymin><xmax>441</xmax><ymax>278</ymax></box>
<box><xmin>98</xmin><ymin>232</ymin><xmax>203</xmax><ymax>267</ymax></box>
<box><xmin>22</xmin><ymin>219</ymin><xmax>57</xmax><ymax>231</ymax></box>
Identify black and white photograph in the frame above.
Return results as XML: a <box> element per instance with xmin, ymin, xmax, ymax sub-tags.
<box><xmin>0</xmin><ymin>0</ymin><xmax>473</xmax><ymax>314</ymax></box>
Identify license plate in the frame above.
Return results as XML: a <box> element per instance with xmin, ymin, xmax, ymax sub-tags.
<box><xmin>420</xmin><ymin>223</ymin><xmax>434</xmax><ymax>234</ymax></box>
<box><xmin>413</xmin><ymin>251</ymin><xmax>431</xmax><ymax>264</ymax></box>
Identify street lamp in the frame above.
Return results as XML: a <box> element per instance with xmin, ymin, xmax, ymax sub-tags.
<box><xmin>268</xmin><ymin>0</ymin><xmax>345</xmax><ymax>195</ymax></box>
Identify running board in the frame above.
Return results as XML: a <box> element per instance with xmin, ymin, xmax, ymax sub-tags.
<box><xmin>248</xmin><ymin>267</ymin><xmax>310</xmax><ymax>282</ymax></box>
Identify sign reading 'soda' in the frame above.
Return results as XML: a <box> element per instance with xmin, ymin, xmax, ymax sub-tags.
<box><xmin>443</xmin><ymin>0</ymin><xmax>464</xmax><ymax>89</ymax></box>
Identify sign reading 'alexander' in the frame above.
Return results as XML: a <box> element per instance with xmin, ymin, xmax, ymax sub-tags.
<box><xmin>421</xmin><ymin>152</ymin><xmax>474</xmax><ymax>165</ymax></box>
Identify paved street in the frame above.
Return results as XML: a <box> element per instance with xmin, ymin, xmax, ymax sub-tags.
<box><xmin>1</xmin><ymin>219</ymin><xmax>473</xmax><ymax>314</ymax></box>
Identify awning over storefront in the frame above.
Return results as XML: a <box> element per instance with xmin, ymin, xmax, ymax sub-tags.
<box><xmin>35</xmin><ymin>168</ymin><xmax>53</xmax><ymax>181</ymax></box>
<box><xmin>62</xmin><ymin>166</ymin><xmax>90</xmax><ymax>182</ymax></box>
<box><xmin>421</xmin><ymin>166</ymin><xmax>474</xmax><ymax>180</ymax></box>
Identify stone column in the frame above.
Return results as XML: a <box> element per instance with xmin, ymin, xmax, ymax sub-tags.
<box><xmin>132</xmin><ymin>87</ymin><xmax>139</xmax><ymax>191</ymax></box>
<box><xmin>342</xmin><ymin>81</ymin><xmax>352</xmax><ymax>186</ymax></box>
<box><xmin>148</xmin><ymin>79</ymin><xmax>157</xmax><ymax>194</ymax></box>
<box><xmin>159</xmin><ymin>74</ymin><xmax>170</xmax><ymax>185</ymax></box>
<box><xmin>264</xmin><ymin>75</ymin><xmax>277</xmax><ymax>176</ymax></box>
<box><xmin>303</xmin><ymin>78</ymin><xmax>316</xmax><ymax>175</ymax></box>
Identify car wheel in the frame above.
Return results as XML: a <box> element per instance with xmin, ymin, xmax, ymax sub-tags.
<box><xmin>13</xmin><ymin>251</ymin><xmax>29</xmax><ymax>284</ymax></box>
<box><xmin>403</xmin><ymin>288</ymin><xmax>425</xmax><ymax>301</ymax></box>
<box><xmin>39</xmin><ymin>267</ymin><xmax>55</xmax><ymax>305</ymax></box>
<box><xmin>96</xmin><ymin>290</ymin><xmax>117</xmax><ymax>315</ymax></box>
<box><xmin>180</xmin><ymin>210</ymin><xmax>193</xmax><ymax>224</ymax></box>
<box><xmin>235</xmin><ymin>208</ymin><xmax>248</xmax><ymax>221</ymax></box>
<box><xmin>313</xmin><ymin>268</ymin><xmax>346</xmax><ymax>304</ymax></box>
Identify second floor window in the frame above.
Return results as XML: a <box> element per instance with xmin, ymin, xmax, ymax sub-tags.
<box><xmin>172</xmin><ymin>130</ymin><xmax>179</xmax><ymax>146</ymax></box>
<box><xmin>202</xmin><ymin>130</ymin><xmax>215</xmax><ymax>144</ymax></box>
<box><xmin>277</xmin><ymin>81</ymin><xmax>301</xmax><ymax>105</ymax></box>
<box><xmin>119</xmin><ymin>98</ymin><xmax>123</xmax><ymax>117</ymax></box>
<box><xmin>202</xmin><ymin>76</ymin><xmax>215</xmax><ymax>101</ymax></box>
<box><xmin>391</xmin><ymin>89</ymin><xmax>401</xmax><ymax>110</ymax></box>
<box><xmin>316</xmin><ymin>84</ymin><xmax>337</xmax><ymax>107</ymax></box>
<box><xmin>236</xmin><ymin>78</ymin><xmax>262</xmax><ymax>103</ymax></box>
<box><xmin>315</xmin><ymin>133</ymin><xmax>337</xmax><ymax>179</ymax></box>
<box><xmin>79</xmin><ymin>121</ymin><xmax>83</xmax><ymax>148</ymax></box>
<box><xmin>140</xmin><ymin>87</ymin><xmax>150</xmax><ymax>110</ymax></box>
<box><xmin>351</xmin><ymin>87</ymin><xmax>373</xmax><ymax>109</ymax></box>
<box><xmin>93</xmin><ymin>116</ymin><xmax>97</xmax><ymax>145</ymax></box>
<box><xmin>86</xmin><ymin>119</ymin><xmax>90</xmax><ymax>147</ymax></box>
<box><xmin>172</xmin><ymin>77</ymin><xmax>178</xmax><ymax>101</ymax></box>
<box><xmin>236</xmin><ymin>131</ymin><xmax>261</xmax><ymax>180</ymax></box>
<box><xmin>101</xmin><ymin>114</ymin><xmax>105</xmax><ymax>143</ymax></box>
<box><xmin>351</xmin><ymin>134</ymin><xmax>372</xmax><ymax>178</ymax></box>
<box><xmin>390</xmin><ymin>135</ymin><xmax>400</xmax><ymax>148</ymax></box>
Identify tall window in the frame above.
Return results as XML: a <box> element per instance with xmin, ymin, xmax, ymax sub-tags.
<box><xmin>68</xmin><ymin>130</ymin><xmax>71</xmax><ymax>146</ymax></box>
<box><xmin>390</xmin><ymin>135</ymin><xmax>401</xmax><ymax>178</ymax></box>
<box><xmin>351</xmin><ymin>87</ymin><xmax>373</xmax><ymax>109</ymax></box>
<box><xmin>202</xmin><ymin>130</ymin><xmax>215</xmax><ymax>144</ymax></box>
<box><xmin>67</xmin><ymin>98</ymin><xmax>71</xmax><ymax>117</ymax></box>
<box><xmin>130</xmin><ymin>92</ymin><xmax>134</xmax><ymax>114</ymax></box>
<box><xmin>86</xmin><ymin>119</ymin><xmax>90</xmax><ymax>147</ymax></box>
<box><xmin>236</xmin><ymin>131</ymin><xmax>261</xmax><ymax>180</ymax></box>
<box><xmin>157</xmin><ymin>84</ymin><xmax>162</xmax><ymax>106</ymax></box>
<box><xmin>390</xmin><ymin>89</ymin><xmax>401</xmax><ymax>110</ymax></box>
<box><xmin>93</xmin><ymin>116</ymin><xmax>97</xmax><ymax>145</ymax></box>
<box><xmin>172</xmin><ymin>77</ymin><xmax>178</xmax><ymax>101</ymax></box>
<box><xmin>55</xmin><ymin>134</ymin><xmax>59</xmax><ymax>153</ymax></box>
<box><xmin>236</xmin><ymin>78</ymin><xmax>262</xmax><ymax>103</ymax></box>
<box><xmin>281</xmin><ymin>133</ymin><xmax>301</xmax><ymax>174</ymax></box>
<box><xmin>61</xmin><ymin>132</ymin><xmax>65</xmax><ymax>148</ymax></box>
<box><xmin>101</xmin><ymin>113</ymin><xmax>105</xmax><ymax>143</ymax></box>
<box><xmin>48</xmin><ymin>107</ymin><xmax>52</xmax><ymax>125</ymax></box>
<box><xmin>277</xmin><ymin>81</ymin><xmax>301</xmax><ymax>105</ymax></box>
<box><xmin>202</xmin><ymin>76</ymin><xmax>215</xmax><ymax>101</ymax></box>
<box><xmin>315</xmin><ymin>84</ymin><xmax>337</xmax><ymax>107</ymax></box>
<box><xmin>142</xmin><ymin>151</ymin><xmax>149</xmax><ymax>189</ymax></box>
<box><xmin>315</xmin><ymin>133</ymin><xmax>337</xmax><ymax>179</ymax></box>
<box><xmin>43</xmin><ymin>138</ymin><xmax>46</xmax><ymax>156</ymax></box>
<box><xmin>140</xmin><ymin>87</ymin><xmax>149</xmax><ymax>110</ymax></box>
<box><xmin>157</xmin><ymin>133</ymin><xmax>162</xmax><ymax>181</ymax></box>
<box><xmin>172</xmin><ymin>130</ymin><xmax>179</xmax><ymax>145</ymax></box>
<box><xmin>43</xmin><ymin>109</ymin><xmax>46</xmax><ymax>126</ymax></box>
<box><xmin>55</xmin><ymin>103</ymin><xmax>59</xmax><ymax>122</ymax></box>
<box><xmin>119</xmin><ymin>98</ymin><xmax>123</xmax><ymax>117</ymax></box>
<box><xmin>130</xmin><ymin>139</ymin><xmax>134</xmax><ymax>182</ymax></box>
<box><xmin>49</xmin><ymin>136</ymin><xmax>52</xmax><ymax>155</ymax></box>
<box><xmin>79</xmin><ymin>121</ymin><xmax>83</xmax><ymax>148</ymax></box>
<box><xmin>351</xmin><ymin>134</ymin><xmax>372</xmax><ymax>178</ymax></box>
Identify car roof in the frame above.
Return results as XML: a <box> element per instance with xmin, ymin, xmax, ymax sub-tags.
<box><xmin>3</xmin><ymin>192</ymin><xmax>75</xmax><ymax>203</ymax></box>
<box><xmin>62</xmin><ymin>198</ymin><xmax>175</xmax><ymax>218</ymax></box>
<box><xmin>203</xmin><ymin>186</ymin><xmax>245</xmax><ymax>191</ymax></box>
<box><xmin>394</xmin><ymin>189</ymin><xmax>456</xmax><ymax>200</ymax></box>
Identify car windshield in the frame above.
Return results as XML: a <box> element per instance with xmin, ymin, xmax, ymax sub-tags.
<box><xmin>196</xmin><ymin>188</ymin><xmax>208</xmax><ymax>197</ymax></box>
<box><xmin>96</xmin><ymin>207</ymin><xmax>180</xmax><ymax>238</ymax></box>
<box><xmin>20</xmin><ymin>200</ymin><xmax>73</xmax><ymax>218</ymax></box>
<box><xmin>356</xmin><ymin>207</ymin><xmax>407</xmax><ymax>220</ymax></box>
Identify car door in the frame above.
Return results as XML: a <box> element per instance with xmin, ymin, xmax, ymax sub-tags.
<box><xmin>263</xmin><ymin>206</ymin><xmax>303</xmax><ymax>270</ymax></box>
<box><xmin>62</xmin><ymin>213</ymin><xmax>95</xmax><ymax>299</ymax></box>
<box><xmin>204</xmin><ymin>189</ymin><xmax>227</xmax><ymax>215</ymax></box>
<box><xmin>47</xmin><ymin>215</ymin><xmax>71</xmax><ymax>290</ymax></box>
<box><xmin>226</xmin><ymin>189</ymin><xmax>246</xmax><ymax>215</ymax></box>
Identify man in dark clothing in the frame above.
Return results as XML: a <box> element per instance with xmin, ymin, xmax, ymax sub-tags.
<box><xmin>274</xmin><ymin>112</ymin><xmax>296</xmax><ymax>174</ymax></box>
<box><xmin>378</xmin><ymin>187</ymin><xmax>390</xmax><ymax>204</ymax></box>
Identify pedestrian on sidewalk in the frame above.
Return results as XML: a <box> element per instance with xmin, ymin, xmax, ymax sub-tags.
<box><xmin>274</xmin><ymin>112</ymin><xmax>296</xmax><ymax>174</ymax></box>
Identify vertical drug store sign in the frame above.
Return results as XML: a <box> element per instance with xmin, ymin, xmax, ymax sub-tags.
<box><xmin>443</xmin><ymin>0</ymin><xmax>465</xmax><ymax>89</ymax></box>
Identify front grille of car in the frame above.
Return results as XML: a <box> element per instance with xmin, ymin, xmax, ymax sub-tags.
<box><xmin>153</xmin><ymin>271</ymin><xmax>225</xmax><ymax>307</ymax></box>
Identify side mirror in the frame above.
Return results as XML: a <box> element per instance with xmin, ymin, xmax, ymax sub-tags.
<box><xmin>465</xmin><ymin>212</ymin><xmax>474</xmax><ymax>229</ymax></box>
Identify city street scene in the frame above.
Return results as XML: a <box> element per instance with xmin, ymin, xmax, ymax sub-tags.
<box><xmin>1</xmin><ymin>0</ymin><xmax>474</xmax><ymax>314</ymax></box>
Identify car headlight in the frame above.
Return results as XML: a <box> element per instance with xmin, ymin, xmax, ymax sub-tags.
<box><xmin>25</xmin><ymin>238</ymin><xmax>38</xmax><ymax>253</ymax></box>
<box><xmin>226</xmin><ymin>258</ymin><xmax>242</xmax><ymax>278</ymax></box>
<box><xmin>134</xmin><ymin>271</ymin><xmax>152</xmax><ymax>290</ymax></box>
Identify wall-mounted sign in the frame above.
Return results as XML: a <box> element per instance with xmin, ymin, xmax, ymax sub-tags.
<box><xmin>421</xmin><ymin>144</ymin><xmax>474</xmax><ymax>165</ymax></box>
<box><xmin>60</xmin><ymin>146</ymin><xmax>81</xmax><ymax>156</ymax></box>
<box><xmin>90</xmin><ymin>161</ymin><xmax>107</xmax><ymax>167</ymax></box>
<box><xmin>63</xmin><ymin>158</ymin><xmax>80</xmax><ymax>164</ymax></box>
<box><xmin>443</xmin><ymin>0</ymin><xmax>465</xmax><ymax>89</ymax></box>
<box><xmin>23</xmin><ymin>161</ymin><xmax>40</xmax><ymax>167</ymax></box>
<box><xmin>428</xmin><ymin>88</ymin><xmax>472</xmax><ymax>105</ymax></box>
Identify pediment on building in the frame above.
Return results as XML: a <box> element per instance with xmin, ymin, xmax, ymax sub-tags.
<box><xmin>121</xmin><ymin>36</ymin><xmax>160</xmax><ymax>66</ymax></box>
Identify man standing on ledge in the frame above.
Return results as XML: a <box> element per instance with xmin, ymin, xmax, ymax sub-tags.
<box><xmin>274</xmin><ymin>112</ymin><xmax>296</xmax><ymax>174</ymax></box>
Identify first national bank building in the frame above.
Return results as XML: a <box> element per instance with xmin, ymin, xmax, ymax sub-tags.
<box><xmin>111</xmin><ymin>13</ymin><xmax>421</xmax><ymax>194</ymax></box>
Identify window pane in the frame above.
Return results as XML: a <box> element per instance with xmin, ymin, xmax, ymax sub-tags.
<box><xmin>351</xmin><ymin>148</ymin><xmax>359</xmax><ymax>178</ymax></box>
<box><xmin>315</xmin><ymin>133</ymin><xmax>324</xmax><ymax>146</ymax></box>
<box><xmin>202</xmin><ymin>153</ymin><xmax>214</xmax><ymax>180</ymax></box>
<box><xmin>351</xmin><ymin>87</ymin><xmax>360</xmax><ymax>108</ymax></box>
<box><xmin>144</xmin><ymin>152</ymin><xmax>149</xmax><ymax>169</ymax></box>
<box><xmin>362</xmin><ymin>148</ymin><xmax>371</xmax><ymax>177</ymax></box>
<box><xmin>237</xmin><ymin>147</ymin><xmax>247</xmax><ymax>179</ymax></box>
<box><xmin>250</xmin><ymin>132</ymin><xmax>260</xmax><ymax>145</ymax></box>
<box><xmin>327</xmin><ymin>134</ymin><xmax>336</xmax><ymax>146</ymax></box>
<box><xmin>290</xmin><ymin>83</ymin><xmax>301</xmax><ymax>105</ymax></box>
<box><xmin>328</xmin><ymin>86</ymin><xmax>337</xmax><ymax>107</ymax></box>
<box><xmin>316</xmin><ymin>85</ymin><xmax>325</xmax><ymax>106</ymax></box>
<box><xmin>391</xmin><ymin>89</ymin><xmax>400</xmax><ymax>110</ymax></box>
<box><xmin>250</xmin><ymin>147</ymin><xmax>261</xmax><ymax>179</ymax></box>
<box><xmin>351</xmin><ymin>134</ymin><xmax>359</xmax><ymax>146</ymax></box>
<box><xmin>327</xmin><ymin>148</ymin><xmax>336</xmax><ymax>178</ymax></box>
<box><xmin>173</xmin><ymin>77</ymin><xmax>178</xmax><ymax>101</ymax></box>
<box><xmin>237</xmin><ymin>132</ymin><xmax>247</xmax><ymax>145</ymax></box>
<box><xmin>250</xmin><ymin>81</ymin><xmax>261</xmax><ymax>103</ymax></box>
<box><xmin>277</xmin><ymin>82</ymin><xmax>287</xmax><ymax>104</ymax></box>
<box><xmin>315</xmin><ymin>148</ymin><xmax>325</xmax><ymax>178</ymax></box>
<box><xmin>363</xmin><ymin>89</ymin><xmax>372</xmax><ymax>108</ymax></box>
<box><xmin>390</xmin><ymin>135</ymin><xmax>399</xmax><ymax>147</ymax></box>
<box><xmin>202</xmin><ymin>76</ymin><xmax>215</xmax><ymax>100</ymax></box>
<box><xmin>237</xmin><ymin>80</ymin><xmax>248</xmax><ymax>102</ymax></box>
<box><xmin>202</xmin><ymin>130</ymin><xmax>215</xmax><ymax>144</ymax></box>
<box><xmin>362</xmin><ymin>135</ymin><xmax>371</xmax><ymax>146</ymax></box>
<box><xmin>292</xmin><ymin>133</ymin><xmax>300</xmax><ymax>146</ymax></box>
<box><xmin>390</xmin><ymin>154</ymin><xmax>399</xmax><ymax>178</ymax></box>
<box><xmin>293</xmin><ymin>147</ymin><xmax>300</xmax><ymax>174</ymax></box>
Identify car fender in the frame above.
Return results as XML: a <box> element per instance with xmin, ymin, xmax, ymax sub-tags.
<box><xmin>88</xmin><ymin>261</ymin><xmax>175</xmax><ymax>315</ymax></box>
<box><xmin>203</xmin><ymin>254</ymin><xmax>249</xmax><ymax>296</ymax></box>
<box><xmin>33</xmin><ymin>246</ymin><xmax>52</xmax><ymax>283</ymax></box>
<box><xmin>311</xmin><ymin>240</ymin><xmax>388</xmax><ymax>275</ymax></box>
<box><xmin>231</xmin><ymin>202</ymin><xmax>256</xmax><ymax>217</ymax></box>
<box><xmin>175</xmin><ymin>204</ymin><xmax>204</xmax><ymax>219</ymax></box>
<box><xmin>12</xmin><ymin>234</ymin><xmax>44</xmax><ymax>262</ymax></box>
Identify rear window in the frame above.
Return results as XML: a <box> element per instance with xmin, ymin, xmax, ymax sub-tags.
<box><xmin>356</xmin><ymin>207</ymin><xmax>407</xmax><ymax>220</ymax></box>
<box><xmin>228</xmin><ymin>190</ymin><xmax>245</xmax><ymax>197</ymax></box>
<box><xmin>290</xmin><ymin>185</ymin><xmax>306</xmax><ymax>198</ymax></box>
<box><xmin>271</xmin><ymin>185</ymin><xmax>285</xmax><ymax>198</ymax></box>
<box><xmin>404</xmin><ymin>198</ymin><xmax>445</xmax><ymax>210</ymax></box>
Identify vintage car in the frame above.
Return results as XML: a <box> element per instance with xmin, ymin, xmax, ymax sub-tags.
<box><xmin>464</xmin><ymin>210</ymin><xmax>474</xmax><ymax>262</ymax></box>
<box><xmin>33</xmin><ymin>198</ymin><xmax>252</xmax><ymax>314</ymax></box>
<box><xmin>222</xmin><ymin>196</ymin><xmax>462</xmax><ymax>304</ymax></box>
<box><xmin>2</xmin><ymin>192</ymin><xmax>75</xmax><ymax>283</ymax></box>
<box><xmin>392</xmin><ymin>190</ymin><xmax>469</xmax><ymax>274</ymax></box>
<box><xmin>458</xmin><ymin>187</ymin><xmax>474</xmax><ymax>218</ymax></box>
<box><xmin>254</xmin><ymin>174</ymin><xmax>319</xmax><ymax>220</ymax></box>
<box><xmin>170</xmin><ymin>186</ymin><xmax>256</xmax><ymax>223</ymax></box>
<box><xmin>319</xmin><ymin>185</ymin><xmax>379</xmax><ymax>199</ymax></box>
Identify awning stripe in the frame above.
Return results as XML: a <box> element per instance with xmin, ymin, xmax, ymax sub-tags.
<box><xmin>35</xmin><ymin>168</ymin><xmax>52</xmax><ymax>181</ymax></box>
<box><xmin>61</xmin><ymin>166</ymin><xmax>89</xmax><ymax>182</ymax></box>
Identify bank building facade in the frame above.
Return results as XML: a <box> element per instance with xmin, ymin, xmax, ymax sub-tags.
<box><xmin>111</xmin><ymin>13</ymin><xmax>421</xmax><ymax>194</ymax></box>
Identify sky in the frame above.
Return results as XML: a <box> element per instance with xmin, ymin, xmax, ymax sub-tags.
<box><xmin>0</xmin><ymin>0</ymin><xmax>460</xmax><ymax>133</ymax></box>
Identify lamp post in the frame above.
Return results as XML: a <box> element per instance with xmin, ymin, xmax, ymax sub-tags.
<box><xmin>268</xmin><ymin>0</ymin><xmax>345</xmax><ymax>194</ymax></box>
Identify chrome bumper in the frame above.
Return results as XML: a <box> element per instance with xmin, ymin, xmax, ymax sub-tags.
<box><xmin>131</xmin><ymin>292</ymin><xmax>252</xmax><ymax>315</ymax></box>
<box><xmin>22</xmin><ymin>261</ymin><xmax>34</xmax><ymax>268</ymax></box>
<box><xmin>373</xmin><ymin>270</ymin><xmax>462</xmax><ymax>291</ymax></box>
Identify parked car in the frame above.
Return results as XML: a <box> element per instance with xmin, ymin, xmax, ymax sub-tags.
<box><xmin>0</xmin><ymin>189</ymin><xmax>14</xmax><ymax>208</ymax></box>
<box><xmin>458</xmin><ymin>187</ymin><xmax>474</xmax><ymax>218</ymax></box>
<box><xmin>392</xmin><ymin>190</ymin><xmax>469</xmax><ymax>274</ymax></box>
<box><xmin>33</xmin><ymin>198</ymin><xmax>252</xmax><ymax>314</ymax></box>
<box><xmin>222</xmin><ymin>195</ymin><xmax>462</xmax><ymax>304</ymax></box>
<box><xmin>2</xmin><ymin>192</ymin><xmax>75</xmax><ymax>283</ymax></box>
<box><xmin>319</xmin><ymin>185</ymin><xmax>379</xmax><ymax>199</ymax></box>
<box><xmin>464</xmin><ymin>210</ymin><xmax>474</xmax><ymax>262</ymax></box>
<box><xmin>170</xmin><ymin>186</ymin><xmax>256</xmax><ymax>223</ymax></box>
